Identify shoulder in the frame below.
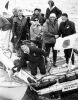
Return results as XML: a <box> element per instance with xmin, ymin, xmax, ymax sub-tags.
<box><xmin>59</xmin><ymin>21</ymin><xmax>63</xmax><ymax>25</ymax></box>
<box><xmin>46</xmin><ymin>8</ymin><xmax>50</xmax><ymax>11</ymax></box>
<box><xmin>68</xmin><ymin>20</ymin><xmax>75</xmax><ymax>25</ymax></box>
<box><xmin>59</xmin><ymin>22</ymin><xmax>63</xmax><ymax>28</ymax></box>
<box><xmin>22</xmin><ymin>16</ymin><xmax>26</xmax><ymax>21</ymax></box>
<box><xmin>54</xmin><ymin>6</ymin><xmax>60</xmax><ymax>10</ymax></box>
<box><xmin>43</xmin><ymin>22</ymin><xmax>48</xmax><ymax>27</ymax></box>
<box><xmin>31</xmin><ymin>14</ymin><xmax>35</xmax><ymax>18</ymax></box>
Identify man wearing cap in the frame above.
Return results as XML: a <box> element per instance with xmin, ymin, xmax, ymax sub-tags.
<box><xmin>12</xmin><ymin>9</ymin><xmax>27</xmax><ymax>51</ymax></box>
<box><xmin>30</xmin><ymin>8</ymin><xmax>45</xmax><ymax>48</ymax></box>
<box><xmin>46</xmin><ymin>0</ymin><xmax>62</xmax><ymax>20</ymax></box>
<box><xmin>31</xmin><ymin>8</ymin><xmax>45</xmax><ymax>25</ymax></box>
<box><xmin>43</xmin><ymin>13</ymin><xmax>59</xmax><ymax>67</ymax></box>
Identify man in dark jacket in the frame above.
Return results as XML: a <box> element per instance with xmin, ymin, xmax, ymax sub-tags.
<box><xmin>13</xmin><ymin>41</ymin><xmax>47</xmax><ymax>76</ymax></box>
<box><xmin>31</xmin><ymin>8</ymin><xmax>45</xmax><ymax>26</ymax></box>
<box><xmin>12</xmin><ymin>9</ymin><xmax>27</xmax><ymax>50</ymax></box>
<box><xmin>46</xmin><ymin>0</ymin><xmax>62</xmax><ymax>20</ymax></box>
<box><xmin>58</xmin><ymin>13</ymin><xmax>76</xmax><ymax>67</ymax></box>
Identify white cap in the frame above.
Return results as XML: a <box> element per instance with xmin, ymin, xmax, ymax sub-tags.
<box><xmin>49</xmin><ymin>13</ymin><xmax>56</xmax><ymax>18</ymax></box>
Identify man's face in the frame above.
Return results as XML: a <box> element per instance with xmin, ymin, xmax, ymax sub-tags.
<box><xmin>49</xmin><ymin>16</ymin><xmax>56</xmax><ymax>22</ymax></box>
<box><xmin>18</xmin><ymin>10</ymin><xmax>23</xmax><ymax>16</ymax></box>
<box><xmin>34</xmin><ymin>10</ymin><xmax>39</xmax><ymax>15</ymax></box>
<box><xmin>13</xmin><ymin>8</ymin><xmax>18</xmax><ymax>16</ymax></box>
<box><xmin>62</xmin><ymin>16</ymin><xmax>68</xmax><ymax>22</ymax></box>
<box><xmin>21</xmin><ymin>45</ymin><xmax>30</xmax><ymax>54</ymax></box>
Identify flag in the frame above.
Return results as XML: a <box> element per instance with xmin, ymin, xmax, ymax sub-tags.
<box><xmin>73</xmin><ymin>36</ymin><xmax>78</xmax><ymax>50</ymax></box>
<box><xmin>5</xmin><ymin>1</ymin><xmax>9</xmax><ymax>10</ymax></box>
<box><xmin>62</xmin><ymin>39</ymin><xmax>70</xmax><ymax>48</ymax></box>
<box><xmin>54</xmin><ymin>34</ymin><xmax>78</xmax><ymax>50</ymax></box>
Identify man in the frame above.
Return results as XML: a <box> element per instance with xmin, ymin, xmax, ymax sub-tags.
<box><xmin>58</xmin><ymin>13</ymin><xmax>76</xmax><ymax>67</ymax></box>
<box><xmin>7</xmin><ymin>8</ymin><xmax>18</xmax><ymax>29</ymax></box>
<box><xmin>46</xmin><ymin>0</ymin><xmax>62</xmax><ymax>20</ymax></box>
<box><xmin>7</xmin><ymin>8</ymin><xmax>18</xmax><ymax>46</ymax></box>
<box><xmin>12</xmin><ymin>9</ymin><xmax>27</xmax><ymax>50</ymax></box>
<box><xmin>43</xmin><ymin>13</ymin><xmax>59</xmax><ymax>67</ymax></box>
<box><xmin>31</xmin><ymin>8</ymin><xmax>45</xmax><ymax>25</ymax></box>
<box><xmin>13</xmin><ymin>41</ymin><xmax>47</xmax><ymax>76</ymax></box>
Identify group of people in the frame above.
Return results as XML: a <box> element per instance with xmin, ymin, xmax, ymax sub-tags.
<box><xmin>4</xmin><ymin>0</ymin><xmax>76</xmax><ymax>76</ymax></box>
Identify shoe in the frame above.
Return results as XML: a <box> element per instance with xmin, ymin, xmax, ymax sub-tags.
<box><xmin>62</xmin><ymin>63</ymin><xmax>68</xmax><ymax>67</ymax></box>
<box><xmin>71</xmin><ymin>65</ymin><xmax>75</xmax><ymax>70</ymax></box>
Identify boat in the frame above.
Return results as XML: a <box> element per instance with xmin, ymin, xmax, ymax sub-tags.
<box><xmin>0</xmin><ymin>37</ymin><xmax>78</xmax><ymax>100</ymax></box>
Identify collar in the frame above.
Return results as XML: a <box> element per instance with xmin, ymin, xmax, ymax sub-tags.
<box><xmin>49</xmin><ymin>5</ymin><xmax>55</xmax><ymax>11</ymax></box>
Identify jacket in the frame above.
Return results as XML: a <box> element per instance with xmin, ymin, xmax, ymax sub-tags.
<box><xmin>12</xmin><ymin>16</ymin><xmax>27</xmax><ymax>44</ymax></box>
<box><xmin>46</xmin><ymin>6</ymin><xmax>62</xmax><ymax>19</ymax></box>
<box><xmin>31</xmin><ymin>14</ymin><xmax>45</xmax><ymax>25</ymax></box>
<box><xmin>7</xmin><ymin>15</ymin><xmax>18</xmax><ymax>29</ymax></box>
<box><xmin>30</xmin><ymin>22</ymin><xmax>42</xmax><ymax>40</ymax></box>
<box><xmin>43</xmin><ymin>20</ymin><xmax>58</xmax><ymax>44</ymax></box>
<box><xmin>18</xmin><ymin>46</ymin><xmax>48</xmax><ymax>69</ymax></box>
<box><xmin>58</xmin><ymin>19</ymin><xmax>76</xmax><ymax>37</ymax></box>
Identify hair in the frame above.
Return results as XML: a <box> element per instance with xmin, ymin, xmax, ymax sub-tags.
<box><xmin>38</xmin><ymin>9</ymin><xmax>41</xmax><ymax>12</ymax></box>
<box><xmin>48</xmin><ymin>0</ymin><xmax>54</xmax><ymax>7</ymax></box>
<box><xmin>34</xmin><ymin>8</ymin><xmax>39</xmax><ymax>12</ymax></box>
<box><xmin>62</xmin><ymin>13</ymin><xmax>68</xmax><ymax>17</ymax></box>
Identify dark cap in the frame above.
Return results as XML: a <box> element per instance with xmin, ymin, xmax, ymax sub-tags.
<box><xmin>34</xmin><ymin>8</ymin><xmax>39</xmax><ymax>12</ymax></box>
<box><xmin>62</xmin><ymin>13</ymin><xmax>68</xmax><ymax>17</ymax></box>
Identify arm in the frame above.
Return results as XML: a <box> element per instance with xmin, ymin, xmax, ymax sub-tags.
<box><xmin>45</xmin><ymin>8</ymin><xmax>50</xmax><ymax>19</ymax></box>
<box><xmin>30</xmin><ymin>46</ymin><xmax>48</xmax><ymax>57</ymax></box>
<box><xmin>58</xmin><ymin>23</ymin><xmax>62</xmax><ymax>37</ymax></box>
<box><xmin>12</xmin><ymin>17</ymin><xmax>17</xmax><ymax>36</ymax></box>
<box><xmin>71</xmin><ymin>22</ymin><xmax>76</xmax><ymax>34</ymax></box>
<box><xmin>15</xmin><ymin>53</ymin><xmax>29</xmax><ymax>71</ymax></box>
<box><xmin>31</xmin><ymin>15</ymin><xmax>35</xmax><ymax>21</ymax></box>
<box><xmin>56</xmin><ymin>7</ymin><xmax>62</xmax><ymax>19</ymax></box>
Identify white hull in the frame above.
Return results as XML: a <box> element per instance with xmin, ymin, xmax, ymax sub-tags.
<box><xmin>0</xmin><ymin>82</ymin><xmax>27</xmax><ymax>100</ymax></box>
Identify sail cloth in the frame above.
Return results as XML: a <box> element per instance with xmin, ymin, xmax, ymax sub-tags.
<box><xmin>0</xmin><ymin>49</ymin><xmax>14</xmax><ymax>69</ymax></box>
<box><xmin>5</xmin><ymin>1</ymin><xmax>9</xmax><ymax>10</ymax></box>
<box><xmin>0</xmin><ymin>16</ymin><xmax>11</xmax><ymax>31</ymax></box>
<box><xmin>0</xmin><ymin>16</ymin><xmax>12</xmax><ymax>49</ymax></box>
<box><xmin>54</xmin><ymin>34</ymin><xmax>78</xmax><ymax>50</ymax></box>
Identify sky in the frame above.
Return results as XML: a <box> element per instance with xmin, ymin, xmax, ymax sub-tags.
<box><xmin>0</xmin><ymin>0</ymin><xmax>78</xmax><ymax>18</ymax></box>
<box><xmin>0</xmin><ymin>0</ymin><xmax>64</xmax><ymax>15</ymax></box>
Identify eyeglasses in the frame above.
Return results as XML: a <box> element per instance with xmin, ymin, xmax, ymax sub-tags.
<box><xmin>34</xmin><ymin>19</ymin><xmax>38</xmax><ymax>21</ymax></box>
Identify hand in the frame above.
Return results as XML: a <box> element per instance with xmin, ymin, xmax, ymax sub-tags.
<box><xmin>14</xmin><ymin>35</ymin><xmax>17</xmax><ymax>38</ymax></box>
<box><xmin>55</xmin><ymin>35</ymin><xmax>59</xmax><ymax>39</ymax></box>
